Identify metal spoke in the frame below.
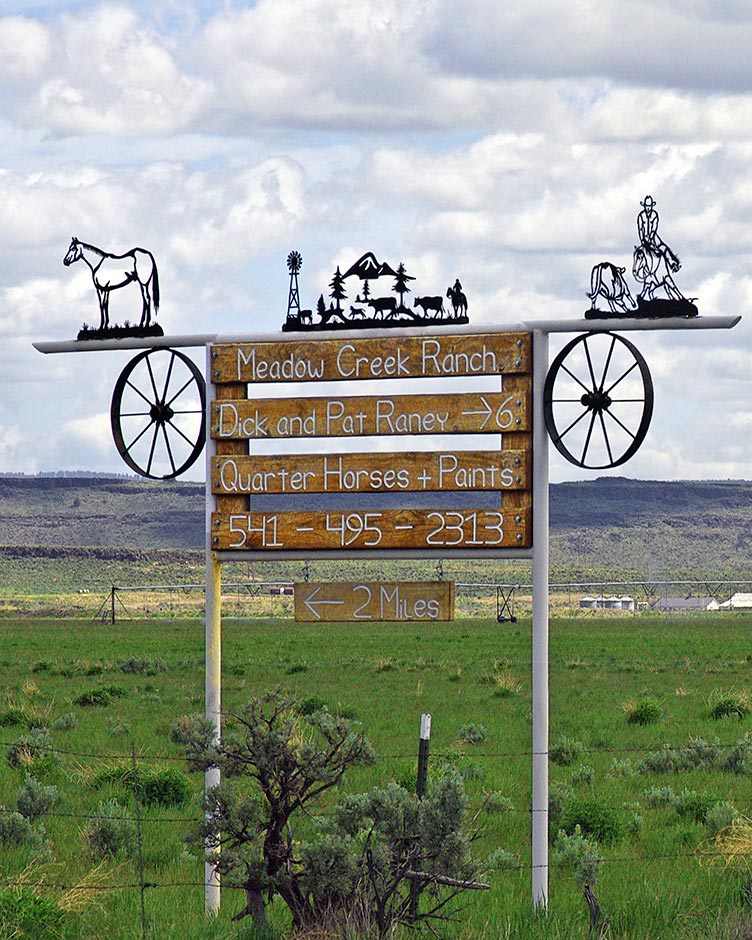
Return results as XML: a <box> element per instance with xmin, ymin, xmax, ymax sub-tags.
<box><xmin>145</xmin><ymin>355</ymin><xmax>160</xmax><ymax>403</ymax></box>
<box><xmin>166</xmin><ymin>417</ymin><xmax>198</xmax><ymax>448</ymax></box>
<box><xmin>160</xmin><ymin>423</ymin><xmax>177</xmax><ymax>476</ymax></box>
<box><xmin>145</xmin><ymin>424</ymin><xmax>160</xmax><ymax>477</ymax></box>
<box><xmin>603</xmin><ymin>397</ymin><xmax>646</xmax><ymax>404</ymax></box>
<box><xmin>598</xmin><ymin>410</ymin><xmax>614</xmax><ymax>465</ymax></box>
<box><xmin>604</xmin><ymin>360</ymin><xmax>639</xmax><ymax>397</ymax></box>
<box><xmin>580</xmin><ymin>411</ymin><xmax>598</xmax><ymax>466</ymax></box>
<box><xmin>553</xmin><ymin>406</ymin><xmax>592</xmax><ymax>444</ymax></box>
<box><xmin>124</xmin><ymin>418</ymin><xmax>157</xmax><ymax>453</ymax></box>
<box><xmin>125</xmin><ymin>378</ymin><xmax>154</xmax><ymax>408</ymax></box>
<box><xmin>604</xmin><ymin>407</ymin><xmax>639</xmax><ymax>440</ymax></box>
<box><xmin>559</xmin><ymin>362</ymin><xmax>592</xmax><ymax>396</ymax></box>
<box><xmin>166</xmin><ymin>375</ymin><xmax>196</xmax><ymax>409</ymax></box>
<box><xmin>161</xmin><ymin>350</ymin><xmax>176</xmax><ymax>405</ymax></box>
<box><xmin>583</xmin><ymin>337</ymin><xmax>599</xmax><ymax>390</ymax></box>
<box><xmin>597</xmin><ymin>334</ymin><xmax>617</xmax><ymax>390</ymax></box>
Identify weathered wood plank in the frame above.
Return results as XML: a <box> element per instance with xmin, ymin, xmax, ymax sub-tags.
<box><xmin>211</xmin><ymin>387</ymin><xmax>531</xmax><ymax>439</ymax></box>
<box><xmin>294</xmin><ymin>581</ymin><xmax>455</xmax><ymax>622</ymax></box>
<box><xmin>212</xmin><ymin>449</ymin><xmax>530</xmax><ymax>495</ymax></box>
<box><xmin>211</xmin><ymin>332</ymin><xmax>531</xmax><ymax>384</ymax></box>
<box><xmin>211</xmin><ymin>505</ymin><xmax>531</xmax><ymax>551</ymax></box>
<box><xmin>213</xmin><ymin>382</ymin><xmax>248</xmax><ymax>514</ymax></box>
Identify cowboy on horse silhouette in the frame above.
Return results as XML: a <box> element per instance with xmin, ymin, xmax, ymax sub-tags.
<box><xmin>632</xmin><ymin>195</ymin><xmax>686</xmax><ymax>303</ymax></box>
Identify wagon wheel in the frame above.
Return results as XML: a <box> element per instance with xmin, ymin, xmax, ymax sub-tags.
<box><xmin>111</xmin><ymin>348</ymin><xmax>206</xmax><ymax>480</ymax></box>
<box><xmin>544</xmin><ymin>331</ymin><xmax>653</xmax><ymax>469</ymax></box>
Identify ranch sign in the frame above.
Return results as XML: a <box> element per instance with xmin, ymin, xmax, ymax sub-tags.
<box><xmin>210</xmin><ymin>330</ymin><xmax>533</xmax><ymax>558</ymax></box>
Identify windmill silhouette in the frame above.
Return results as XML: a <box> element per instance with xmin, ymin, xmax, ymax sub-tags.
<box><xmin>286</xmin><ymin>250</ymin><xmax>302</xmax><ymax>321</ymax></box>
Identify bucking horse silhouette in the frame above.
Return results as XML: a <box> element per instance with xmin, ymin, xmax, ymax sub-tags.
<box><xmin>64</xmin><ymin>237</ymin><xmax>160</xmax><ymax>330</ymax></box>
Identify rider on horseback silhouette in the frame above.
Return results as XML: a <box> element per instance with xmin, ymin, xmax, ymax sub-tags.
<box><xmin>637</xmin><ymin>195</ymin><xmax>671</xmax><ymax>261</ymax></box>
<box><xmin>633</xmin><ymin>195</ymin><xmax>685</xmax><ymax>303</ymax></box>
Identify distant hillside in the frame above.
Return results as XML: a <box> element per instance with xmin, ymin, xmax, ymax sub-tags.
<box><xmin>1</xmin><ymin>474</ymin><xmax>751</xmax><ymax>579</ymax></box>
<box><xmin>549</xmin><ymin>477</ymin><xmax>752</xmax><ymax>579</ymax></box>
<box><xmin>0</xmin><ymin>476</ymin><xmax>203</xmax><ymax>551</ymax></box>
<box><xmin>551</xmin><ymin>476</ymin><xmax>752</xmax><ymax>527</ymax></box>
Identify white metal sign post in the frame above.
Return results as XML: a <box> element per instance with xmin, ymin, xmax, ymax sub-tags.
<box><xmin>34</xmin><ymin>313</ymin><xmax>740</xmax><ymax>917</ymax></box>
<box><xmin>531</xmin><ymin>328</ymin><xmax>550</xmax><ymax>907</ymax></box>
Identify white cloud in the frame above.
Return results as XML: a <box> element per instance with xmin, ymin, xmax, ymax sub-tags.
<box><xmin>0</xmin><ymin>16</ymin><xmax>51</xmax><ymax>81</ymax></box>
<box><xmin>16</xmin><ymin>5</ymin><xmax>210</xmax><ymax>135</ymax></box>
<box><xmin>55</xmin><ymin>412</ymin><xmax>113</xmax><ymax>458</ymax></box>
<box><xmin>169</xmin><ymin>157</ymin><xmax>307</xmax><ymax>266</ymax></box>
<box><xmin>6</xmin><ymin>1</ymin><xmax>752</xmax><ymax>142</ymax></box>
<box><xmin>426</xmin><ymin>0</ymin><xmax>752</xmax><ymax>93</ymax></box>
<box><xmin>0</xmin><ymin>423</ymin><xmax>37</xmax><ymax>474</ymax></box>
<box><xmin>0</xmin><ymin>278</ymin><xmax>78</xmax><ymax>337</ymax></box>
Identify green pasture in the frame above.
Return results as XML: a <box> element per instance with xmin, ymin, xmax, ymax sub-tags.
<box><xmin>2</xmin><ymin>612</ymin><xmax>752</xmax><ymax>938</ymax></box>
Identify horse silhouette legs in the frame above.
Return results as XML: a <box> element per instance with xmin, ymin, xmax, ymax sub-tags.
<box><xmin>97</xmin><ymin>288</ymin><xmax>110</xmax><ymax>330</ymax></box>
<box><xmin>139</xmin><ymin>283</ymin><xmax>152</xmax><ymax>328</ymax></box>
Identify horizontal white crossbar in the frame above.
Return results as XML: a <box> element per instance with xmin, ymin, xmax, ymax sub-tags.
<box><xmin>32</xmin><ymin>315</ymin><xmax>741</xmax><ymax>354</ymax></box>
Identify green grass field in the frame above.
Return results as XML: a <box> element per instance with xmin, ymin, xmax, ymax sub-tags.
<box><xmin>2</xmin><ymin>612</ymin><xmax>752</xmax><ymax>939</ymax></box>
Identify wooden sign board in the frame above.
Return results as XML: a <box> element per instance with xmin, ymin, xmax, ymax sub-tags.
<box><xmin>212</xmin><ymin>332</ymin><xmax>530</xmax><ymax>384</ymax></box>
<box><xmin>295</xmin><ymin>581</ymin><xmax>455</xmax><ymax>622</ymax></box>
<box><xmin>212</xmin><ymin>504</ymin><xmax>531</xmax><ymax>552</ymax></box>
<box><xmin>212</xmin><ymin>447</ymin><xmax>530</xmax><ymax>496</ymax></box>
<box><xmin>210</xmin><ymin>331</ymin><xmax>534</xmax><ymax>557</ymax></box>
<box><xmin>212</xmin><ymin>383</ymin><xmax>530</xmax><ymax>440</ymax></box>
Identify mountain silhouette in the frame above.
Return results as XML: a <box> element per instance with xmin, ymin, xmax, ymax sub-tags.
<box><xmin>342</xmin><ymin>252</ymin><xmax>399</xmax><ymax>280</ymax></box>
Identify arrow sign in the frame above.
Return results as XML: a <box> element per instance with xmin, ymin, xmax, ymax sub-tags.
<box><xmin>301</xmin><ymin>586</ymin><xmax>346</xmax><ymax>620</ymax></box>
<box><xmin>461</xmin><ymin>395</ymin><xmax>494</xmax><ymax>430</ymax></box>
<box><xmin>294</xmin><ymin>581</ymin><xmax>456</xmax><ymax>622</ymax></box>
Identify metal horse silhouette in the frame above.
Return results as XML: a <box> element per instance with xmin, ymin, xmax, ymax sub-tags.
<box><xmin>64</xmin><ymin>237</ymin><xmax>162</xmax><ymax>337</ymax></box>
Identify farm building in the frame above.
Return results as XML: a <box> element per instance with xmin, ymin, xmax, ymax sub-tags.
<box><xmin>719</xmin><ymin>593</ymin><xmax>752</xmax><ymax>609</ymax></box>
<box><xmin>650</xmin><ymin>596</ymin><xmax>719</xmax><ymax>612</ymax></box>
<box><xmin>579</xmin><ymin>596</ymin><xmax>635</xmax><ymax>611</ymax></box>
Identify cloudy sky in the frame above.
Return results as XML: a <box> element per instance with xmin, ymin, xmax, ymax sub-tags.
<box><xmin>1</xmin><ymin>0</ymin><xmax>751</xmax><ymax>484</ymax></box>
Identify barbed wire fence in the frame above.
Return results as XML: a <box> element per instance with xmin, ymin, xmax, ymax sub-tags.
<box><xmin>0</xmin><ymin>733</ymin><xmax>748</xmax><ymax>909</ymax></box>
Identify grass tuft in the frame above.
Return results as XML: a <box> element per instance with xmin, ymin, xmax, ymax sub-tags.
<box><xmin>708</xmin><ymin>688</ymin><xmax>752</xmax><ymax>720</ymax></box>
<box><xmin>623</xmin><ymin>696</ymin><xmax>663</xmax><ymax>725</ymax></box>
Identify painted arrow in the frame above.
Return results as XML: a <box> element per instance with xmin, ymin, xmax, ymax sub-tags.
<box><xmin>461</xmin><ymin>396</ymin><xmax>494</xmax><ymax>430</ymax></box>
<box><xmin>302</xmin><ymin>587</ymin><xmax>346</xmax><ymax>621</ymax></box>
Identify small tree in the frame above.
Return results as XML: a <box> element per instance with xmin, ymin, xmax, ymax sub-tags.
<box><xmin>329</xmin><ymin>266</ymin><xmax>347</xmax><ymax>312</ymax></box>
<box><xmin>172</xmin><ymin>692</ymin><xmax>375</xmax><ymax>928</ymax></box>
<box><xmin>171</xmin><ymin>692</ymin><xmax>481</xmax><ymax>936</ymax></box>
<box><xmin>392</xmin><ymin>261</ymin><xmax>414</xmax><ymax>311</ymax></box>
